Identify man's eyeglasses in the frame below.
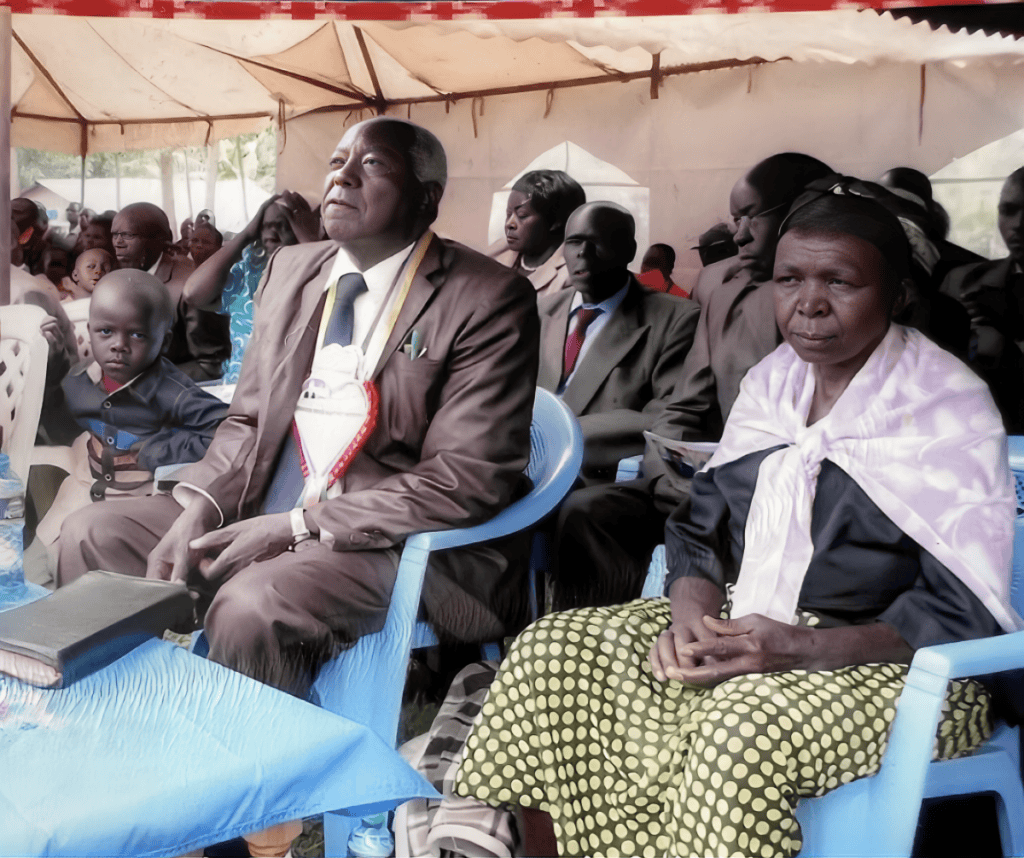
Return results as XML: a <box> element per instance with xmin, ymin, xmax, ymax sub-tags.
<box><xmin>110</xmin><ymin>231</ymin><xmax>142</xmax><ymax>242</ymax></box>
<box><xmin>727</xmin><ymin>200</ymin><xmax>790</xmax><ymax>234</ymax></box>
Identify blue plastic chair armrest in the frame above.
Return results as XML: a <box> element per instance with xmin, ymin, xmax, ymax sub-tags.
<box><xmin>911</xmin><ymin>629</ymin><xmax>1024</xmax><ymax>681</ymax></box>
<box><xmin>640</xmin><ymin>545</ymin><xmax>668</xmax><ymax>598</ymax></box>
<box><xmin>841</xmin><ymin>629</ymin><xmax>1024</xmax><ymax>856</ymax></box>
<box><xmin>153</xmin><ymin>462</ymin><xmax>189</xmax><ymax>492</ymax></box>
<box><xmin>615</xmin><ymin>454</ymin><xmax>642</xmax><ymax>483</ymax></box>
<box><xmin>409</xmin><ymin>498</ymin><xmax>558</xmax><ymax>553</ymax></box>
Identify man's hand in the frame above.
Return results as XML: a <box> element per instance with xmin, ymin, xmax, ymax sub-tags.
<box><xmin>670</xmin><ymin>614</ymin><xmax>813</xmax><ymax>688</ymax></box>
<box><xmin>146</xmin><ymin>495</ymin><xmax>221</xmax><ymax>585</ymax></box>
<box><xmin>188</xmin><ymin>512</ymin><xmax>294</xmax><ymax>586</ymax></box>
<box><xmin>276</xmin><ymin>190</ymin><xmax>321</xmax><ymax>244</ymax></box>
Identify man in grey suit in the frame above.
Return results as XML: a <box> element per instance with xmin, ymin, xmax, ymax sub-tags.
<box><xmin>539</xmin><ymin>202</ymin><xmax>699</xmax><ymax>610</ymax></box>
<box><xmin>112</xmin><ymin>202</ymin><xmax>230</xmax><ymax>381</ymax></box>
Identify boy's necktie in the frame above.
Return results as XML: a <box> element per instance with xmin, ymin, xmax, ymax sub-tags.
<box><xmin>262</xmin><ymin>273</ymin><xmax>369</xmax><ymax>515</ymax></box>
<box><xmin>561</xmin><ymin>307</ymin><xmax>602</xmax><ymax>385</ymax></box>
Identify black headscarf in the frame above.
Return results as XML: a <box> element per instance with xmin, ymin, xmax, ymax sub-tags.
<box><xmin>780</xmin><ymin>189</ymin><xmax>913</xmax><ymax>286</ymax></box>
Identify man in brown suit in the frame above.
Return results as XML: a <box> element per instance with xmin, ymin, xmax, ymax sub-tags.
<box><xmin>112</xmin><ymin>202</ymin><xmax>230</xmax><ymax>381</ymax></box>
<box><xmin>539</xmin><ymin>202</ymin><xmax>699</xmax><ymax>609</ymax></box>
<box><xmin>59</xmin><ymin>119</ymin><xmax>538</xmax><ymax>703</ymax></box>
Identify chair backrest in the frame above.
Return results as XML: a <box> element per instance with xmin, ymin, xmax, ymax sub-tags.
<box><xmin>414</xmin><ymin>387</ymin><xmax>583</xmax><ymax>553</ymax></box>
<box><xmin>63</xmin><ymin>297</ymin><xmax>91</xmax><ymax>363</ymax></box>
<box><xmin>0</xmin><ymin>304</ymin><xmax>50</xmax><ymax>484</ymax></box>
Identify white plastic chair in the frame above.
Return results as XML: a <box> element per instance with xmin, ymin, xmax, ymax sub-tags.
<box><xmin>0</xmin><ymin>304</ymin><xmax>49</xmax><ymax>484</ymax></box>
<box><xmin>62</xmin><ymin>297</ymin><xmax>91</xmax><ymax>363</ymax></box>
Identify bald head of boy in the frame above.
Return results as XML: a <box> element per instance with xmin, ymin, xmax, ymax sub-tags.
<box><xmin>88</xmin><ymin>269</ymin><xmax>174</xmax><ymax>385</ymax></box>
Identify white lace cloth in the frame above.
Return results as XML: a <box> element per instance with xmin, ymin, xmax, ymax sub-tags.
<box><xmin>708</xmin><ymin>324</ymin><xmax>1021</xmax><ymax>632</ymax></box>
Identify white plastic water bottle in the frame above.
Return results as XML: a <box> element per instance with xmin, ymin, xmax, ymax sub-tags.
<box><xmin>0</xmin><ymin>453</ymin><xmax>26</xmax><ymax>601</ymax></box>
<box><xmin>346</xmin><ymin>813</ymin><xmax>394</xmax><ymax>858</ymax></box>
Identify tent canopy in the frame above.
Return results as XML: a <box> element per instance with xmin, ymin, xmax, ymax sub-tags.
<box><xmin>8</xmin><ymin>9</ymin><xmax>1024</xmax><ymax>156</ymax></box>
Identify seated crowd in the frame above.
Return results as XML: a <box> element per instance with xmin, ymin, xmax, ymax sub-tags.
<box><xmin>11</xmin><ymin>118</ymin><xmax>1024</xmax><ymax>858</ymax></box>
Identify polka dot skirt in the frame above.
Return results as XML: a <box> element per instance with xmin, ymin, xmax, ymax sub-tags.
<box><xmin>454</xmin><ymin>599</ymin><xmax>992</xmax><ymax>858</ymax></box>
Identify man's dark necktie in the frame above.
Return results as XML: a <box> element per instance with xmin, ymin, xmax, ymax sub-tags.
<box><xmin>262</xmin><ymin>273</ymin><xmax>369</xmax><ymax>514</ymax></box>
<box><xmin>561</xmin><ymin>306</ymin><xmax>602</xmax><ymax>386</ymax></box>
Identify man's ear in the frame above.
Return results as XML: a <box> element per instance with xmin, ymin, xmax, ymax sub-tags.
<box><xmin>419</xmin><ymin>182</ymin><xmax>444</xmax><ymax>215</ymax></box>
<box><xmin>625</xmin><ymin>238</ymin><xmax>638</xmax><ymax>267</ymax></box>
<box><xmin>160</xmin><ymin>327</ymin><xmax>173</xmax><ymax>355</ymax></box>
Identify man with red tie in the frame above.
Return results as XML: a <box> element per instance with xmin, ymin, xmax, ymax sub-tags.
<box><xmin>536</xmin><ymin>201</ymin><xmax>699</xmax><ymax>610</ymax></box>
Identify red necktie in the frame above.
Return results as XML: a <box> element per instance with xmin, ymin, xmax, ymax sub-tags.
<box><xmin>562</xmin><ymin>307</ymin><xmax>602</xmax><ymax>382</ymax></box>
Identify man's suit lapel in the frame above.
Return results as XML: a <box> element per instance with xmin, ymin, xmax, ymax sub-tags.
<box><xmin>370</xmin><ymin>235</ymin><xmax>442</xmax><ymax>379</ymax></box>
<box><xmin>256</xmin><ymin>248</ymin><xmax>337</xmax><ymax>453</ymax></box>
<box><xmin>563</xmin><ymin>279</ymin><xmax>648</xmax><ymax>415</ymax></box>
<box><xmin>538</xmin><ymin>291</ymin><xmax>573</xmax><ymax>392</ymax></box>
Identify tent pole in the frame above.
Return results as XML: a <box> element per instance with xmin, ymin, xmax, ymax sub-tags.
<box><xmin>205</xmin><ymin>142</ymin><xmax>217</xmax><ymax>217</ymax></box>
<box><xmin>236</xmin><ymin>139</ymin><xmax>248</xmax><ymax>222</ymax></box>
<box><xmin>0</xmin><ymin>5</ymin><xmax>11</xmax><ymax>307</ymax></box>
<box><xmin>80</xmin><ymin>155</ymin><xmax>85</xmax><ymax>205</ymax></box>
<box><xmin>183</xmin><ymin>148</ymin><xmax>194</xmax><ymax>222</ymax></box>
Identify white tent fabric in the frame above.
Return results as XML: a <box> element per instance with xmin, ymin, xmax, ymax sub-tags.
<box><xmin>9</xmin><ymin>10</ymin><xmax>1024</xmax><ymax>156</ymax></box>
<box><xmin>7</xmin><ymin>9</ymin><xmax>1024</xmax><ymax>290</ymax></box>
<box><xmin>276</xmin><ymin>13</ymin><xmax>1024</xmax><ymax>288</ymax></box>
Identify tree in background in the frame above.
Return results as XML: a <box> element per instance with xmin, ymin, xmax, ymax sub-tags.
<box><xmin>14</xmin><ymin>127</ymin><xmax>277</xmax><ymax>235</ymax></box>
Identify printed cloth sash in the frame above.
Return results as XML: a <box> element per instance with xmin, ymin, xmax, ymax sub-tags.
<box><xmin>706</xmin><ymin>324</ymin><xmax>1021</xmax><ymax>632</ymax></box>
<box><xmin>292</xmin><ymin>344</ymin><xmax>378</xmax><ymax>508</ymax></box>
<box><xmin>287</xmin><ymin>230</ymin><xmax>434</xmax><ymax>508</ymax></box>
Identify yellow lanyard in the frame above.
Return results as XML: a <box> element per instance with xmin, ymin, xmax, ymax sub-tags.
<box><xmin>316</xmin><ymin>230</ymin><xmax>435</xmax><ymax>361</ymax></box>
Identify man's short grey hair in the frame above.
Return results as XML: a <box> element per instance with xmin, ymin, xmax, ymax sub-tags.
<box><xmin>352</xmin><ymin>117</ymin><xmax>447</xmax><ymax>188</ymax></box>
<box><xmin>408</xmin><ymin>123</ymin><xmax>448</xmax><ymax>188</ymax></box>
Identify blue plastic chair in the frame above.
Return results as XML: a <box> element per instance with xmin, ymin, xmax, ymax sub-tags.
<box><xmin>641</xmin><ymin>438</ymin><xmax>1024</xmax><ymax>857</ymax></box>
<box><xmin>308</xmin><ymin>388</ymin><xmax>582</xmax><ymax>854</ymax></box>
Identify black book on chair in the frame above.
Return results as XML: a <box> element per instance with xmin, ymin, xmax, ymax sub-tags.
<box><xmin>0</xmin><ymin>570</ymin><xmax>194</xmax><ymax>688</ymax></box>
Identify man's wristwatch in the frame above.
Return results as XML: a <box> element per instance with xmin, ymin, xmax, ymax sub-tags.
<box><xmin>289</xmin><ymin>507</ymin><xmax>313</xmax><ymax>548</ymax></box>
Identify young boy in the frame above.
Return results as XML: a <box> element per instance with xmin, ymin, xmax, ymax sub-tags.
<box><xmin>58</xmin><ymin>247</ymin><xmax>113</xmax><ymax>302</ymax></box>
<box><xmin>37</xmin><ymin>269</ymin><xmax>228</xmax><ymax>549</ymax></box>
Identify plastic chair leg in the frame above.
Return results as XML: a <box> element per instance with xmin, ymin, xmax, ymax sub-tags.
<box><xmin>323</xmin><ymin>809</ymin><xmax>359</xmax><ymax>858</ymax></box>
<box><xmin>994</xmin><ymin>780</ymin><xmax>1024</xmax><ymax>857</ymax></box>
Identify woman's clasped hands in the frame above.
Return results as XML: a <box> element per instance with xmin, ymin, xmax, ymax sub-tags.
<box><xmin>649</xmin><ymin>576</ymin><xmax>814</xmax><ymax>687</ymax></box>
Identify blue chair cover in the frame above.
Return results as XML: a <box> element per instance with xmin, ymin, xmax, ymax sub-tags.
<box><xmin>0</xmin><ymin>638</ymin><xmax>438</xmax><ymax>857</ymax></box>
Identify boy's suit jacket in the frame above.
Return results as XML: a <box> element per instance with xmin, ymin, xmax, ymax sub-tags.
<box><xmin>537</xmin><ymin>276</ymin><xmax>699</xmax><ymax>480</ymax></box>
<box><xmin>174</xmin><ymin>235</ymin><xmax>540</xmax><ymax>638</ymax></box>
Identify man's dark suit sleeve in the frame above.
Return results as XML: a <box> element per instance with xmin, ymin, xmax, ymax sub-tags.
<box><xmin>641</xmin><ymin>304</ymin><xmax>724</xmax><ymax>485</ymax></box>
<box><xmin>307</xmin><ymin>262</ymin><xmax>540</xmax><ymax>550</ymax></box>
<box><xmin>579</xmin><ymin>299</ymin><xmax>700</xmax><ymax>471</ymax></box>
